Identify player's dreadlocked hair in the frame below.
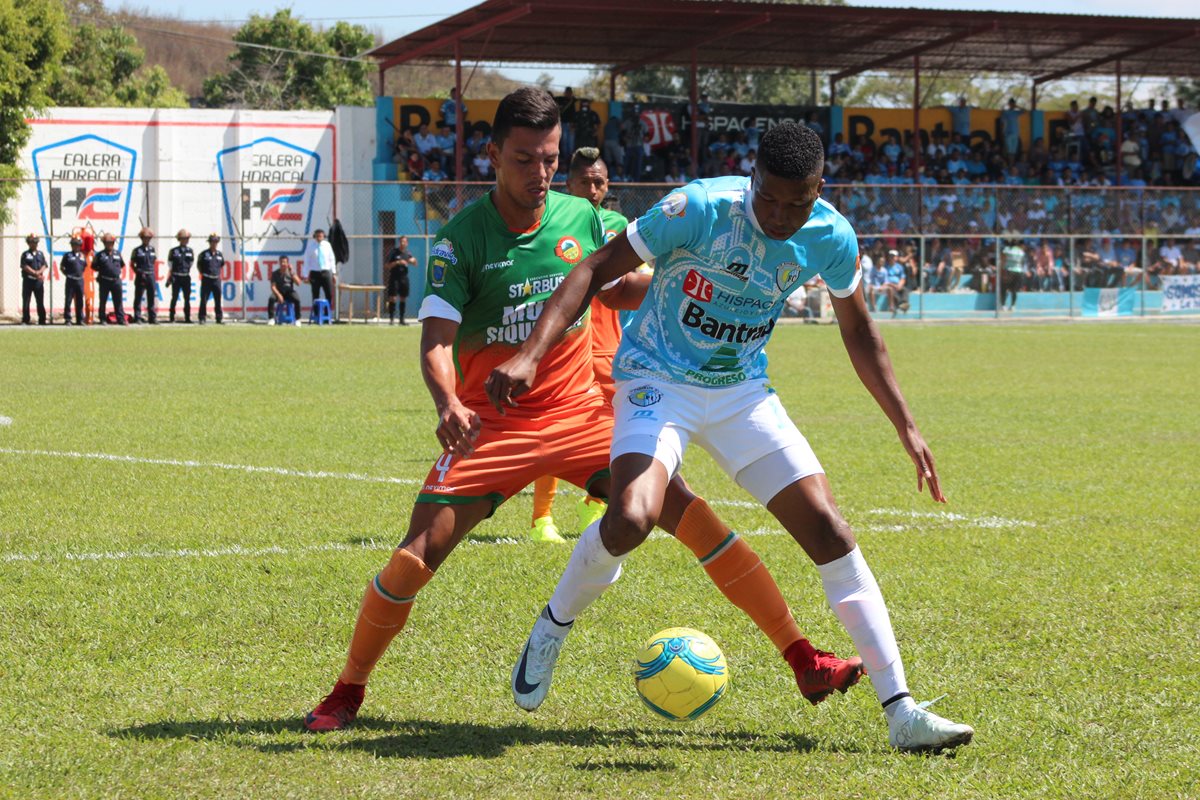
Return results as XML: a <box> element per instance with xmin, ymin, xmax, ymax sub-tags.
<box><xmin>569</xmin><ymin>146</ymin><xmax>603</xmax><ymax>176</ymax></box>
<box><xmin>758</xmin><ymin>122</ymin><xmax>824</xmax><ymax>180</ymax></box>
<box><xmin>492</xmin><ymin>86</ymin><xmax>561</xmax><ymax>146</ymax></box>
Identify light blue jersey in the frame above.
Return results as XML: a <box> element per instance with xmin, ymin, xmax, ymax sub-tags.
<box><xmin>616</xmin><ymin>176</ymin><xmax>860</xmax><ymax>388</ymax></box>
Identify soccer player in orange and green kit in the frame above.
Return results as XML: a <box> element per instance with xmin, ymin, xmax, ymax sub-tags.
<box><xmin>529</xmin><ymin>146</ymin><xmax>629</xmax><ymax>543</ymax></box>
<box><xmin>304</xmin><ymin>88</ymin><xmax>862</xmax><ymax>731</ymax></box>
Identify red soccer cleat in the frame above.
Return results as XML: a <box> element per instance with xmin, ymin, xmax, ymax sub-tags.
<box><xmin>304</xmin><ymin>680</ymin><xmax>365</xmax><ymax>732</ymax></box>
<box><xmin>784</xmin><ymin>640</ymin><xmax>865</xmax><ymax>706</ymax></box>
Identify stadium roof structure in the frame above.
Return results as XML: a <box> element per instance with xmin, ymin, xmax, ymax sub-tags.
<box><xmin>368</xmin><ymin>0</ymin><xmax>1200</xmax><ymax>181</ymax></box>
<box><xmin>368</xmin><ymin>0</ymin><xmax>1200</xmax><ymax>91</ymax></box>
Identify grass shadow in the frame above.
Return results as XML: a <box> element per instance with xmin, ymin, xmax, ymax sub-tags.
<box><xmin>112</xmin><ymin>716</ymin><xmax>837</xmax><ymax>759</ymax></box>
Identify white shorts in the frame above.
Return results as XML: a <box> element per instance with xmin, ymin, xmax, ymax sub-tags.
<box><xmin>610</xmin><ymin>378</ymin><xmax>823</xmax><ymax>506</ymax></box>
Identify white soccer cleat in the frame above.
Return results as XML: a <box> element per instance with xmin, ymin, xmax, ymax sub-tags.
<box><xmin>888</xmin><ymin>701</ymin><xmax>974</xmax><ymax>753</ymax></box>
<box><xmin>267</xmin><ymin>318</ymin><xmax>276</xmax><ymax>326</ymax></box>
<box><xmin>511</xmin><ymin>606</ymin><xmax>573</xmax><ymax>711</ymax></box>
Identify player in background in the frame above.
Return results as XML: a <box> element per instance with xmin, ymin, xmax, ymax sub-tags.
<box><xmin>529</xmin><ymin>147</ymin><xmax>623</xmax><ymax>544</ymax></box>
<box><xmin>489</xmin><ymin>122</ymin><xmax>974</xmax><ymax>753</ymax></box>
<box><xmin>304</xmin><ymin>90</ymin><xmax>862</xmax><ymax>733</ymax></box>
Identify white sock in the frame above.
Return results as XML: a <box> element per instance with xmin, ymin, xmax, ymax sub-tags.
<box><xmin>817</xmin><ymin>546</ymin><xmax>910</xmax><ymax>707</ymax></box>
<box><xmin>546</xmin><ymin>519</ymin><xmax>628</xmax><ymax>623</ymax></box>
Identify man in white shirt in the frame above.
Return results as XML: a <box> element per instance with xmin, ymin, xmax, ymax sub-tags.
<box><xmin>305</xmin><ymin>229</ymin><xmax>338</xmax><ymax>315</ymax></box>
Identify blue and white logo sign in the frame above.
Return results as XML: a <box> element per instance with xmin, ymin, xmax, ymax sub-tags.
<box><xmin>30</xmin><ymin>134</ymin><xmax>138</xmax><ymax>256</ymax></box>
<box><xmin>217</xmin><ymin>136</ymin><xmax>324</xmax><ymax>257</ymax></box>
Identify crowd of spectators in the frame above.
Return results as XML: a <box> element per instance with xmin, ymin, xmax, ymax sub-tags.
<box><xmin>391</xmin><ymin>90</ymin><xmax>1200</xmax><ymax>303</ymax></box>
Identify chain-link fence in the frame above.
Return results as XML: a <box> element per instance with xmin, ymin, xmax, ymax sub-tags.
<box><xmin>4</xmin><ymin>178</ymin><xmax>1199</xmax><ymax>321</ymax></box>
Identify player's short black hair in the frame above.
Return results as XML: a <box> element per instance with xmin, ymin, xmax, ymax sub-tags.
<box><xmin>569</xmin><ymin>147</ymin><xmax>604</xmax><ymax>177</ymax></box>
<box><xmin>758</xmin><ymin>122</ymin><xmax>824</xmax><ymax>181</ymax></box>
<box><xmin>492</xmin><ymin>87</ymin><xmax>560</xmax><ymax>147</ymax></box>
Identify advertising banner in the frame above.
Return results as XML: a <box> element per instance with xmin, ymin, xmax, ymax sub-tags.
<box><xmin>1161</xmin><ymin>274</ymin><xmax>1200</xmax><ymax>312</ymax></box>
<box><xmin>7</xmin><ymin>108</ymin><xmax>336</xmax><ymax>317</ymax></box>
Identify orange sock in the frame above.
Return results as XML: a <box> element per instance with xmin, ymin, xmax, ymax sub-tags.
<box><xmin>674</xmin><ymin>498</ymin><xmax>804</xmax><ymax>653</ymax></box>
<box><xmin>532</xmin><ymin>475</ymin><xmax>558</xmax><ymax>523</ymax></box>
<box><xmin>340</xmin><ymin>547</ymin><xmax>434</xmax><ymax>685</ymax></box>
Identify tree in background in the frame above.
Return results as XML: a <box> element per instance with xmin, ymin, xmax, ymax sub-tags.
<box><xmin>1176</xmin><ymin>81</ymin><xmax>1200</xmax><ymax>109</ymax></box>
<box><xmin>0</xmin><ymin>0</ymin><xmax>67</xmax><ymax>226</ymax></box>
<box><xmin>203</xmin><ymin>11</ymin><xmax>374</xmax><ymax>110</ymax></box>
<box><xmin>52</xmin><ymin>0</ymin><xmax>187</xmax><ymax>108</ymax></box>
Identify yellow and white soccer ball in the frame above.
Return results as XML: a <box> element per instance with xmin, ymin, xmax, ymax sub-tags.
<box><xmin>633</xmin><ymin>627</ymin><xmax>728</xmax><ymax>721</ymax></box>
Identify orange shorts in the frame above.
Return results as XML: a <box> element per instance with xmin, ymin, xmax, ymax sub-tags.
<box><xmin>416</xmin><ymin>391</ymin><xmax>613</xmax><ymax>514</ymax></box>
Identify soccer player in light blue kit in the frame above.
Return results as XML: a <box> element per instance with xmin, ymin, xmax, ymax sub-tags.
<box><xmin>487</xmin><ymin>122</ymin><xmax>973</xmax><ymax>753</ymax></box>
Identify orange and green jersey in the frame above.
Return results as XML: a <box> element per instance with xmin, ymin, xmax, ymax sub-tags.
<box><xmin>419</xmin><ymin>189</ymin><xmax>606</xmax><ymax>414</ymax></box>
<box><xmin>589</xmin><ymin>206</ymin><xmax>630</xmax><ymax>385</ymax></box>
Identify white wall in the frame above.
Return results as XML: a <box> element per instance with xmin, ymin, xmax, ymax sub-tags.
<box><xmin>2</xmin><ymin>106</ymin><xmax>350</xmax><ymax>319</ymax></box>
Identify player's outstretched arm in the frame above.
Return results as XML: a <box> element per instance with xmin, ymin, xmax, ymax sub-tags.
<box><xmin>485</xmin><ymin>232</ymin><xmax>643</xmax><ymax>412</ymax></box>
<box><xmin>421</xmin><ymin>316</ymin><xmax>480</xmax><ymax>456</ymax></box>
<box><xmin>829</xmin><ymin>290</ymin><xmax>946</xmax><ymax>503</ymax></box>
<box><xmin>596</xmin><ymin>270</ymin><xmax>652</xmax><ymax>311</ymax></box>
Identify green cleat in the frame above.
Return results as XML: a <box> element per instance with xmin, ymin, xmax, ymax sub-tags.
<box><xmin>530</xmin><ymin>516</ymin><xmax>566</xmax><ymax>543</ymax></box>
<box><xmin>575</xmin><ymin>497</ymin><xmax>606</xmax><ymax>532</ymax></box>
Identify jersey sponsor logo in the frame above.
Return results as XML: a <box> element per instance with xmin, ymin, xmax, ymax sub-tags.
<box><xmin>432</xmin><ymin>238</ymin><xmax>458</xmax><ymax>264</ymax></box>
<box><xmin>555</xmin><ymin>236</ymin><xmax>583</xmax><ymax>264</ymax></box>
<box><xmin>508</xmin><ymin>274</ymin><xmax>565</xmax><ymax>299</ymax></box>
<box><xmin>486</xmin><ymin>300</ymin><xmax>543</xmax><ymax>344</ymax></box>
<box><xmin>684</xmin><ymin>368</ymin><xmax>746</xmax><ymax>386</ymax></box>
<box><xmin>628</xmin><ymin>385</ymin><xmax>662</xmax><ymax>407</ymax></box>
<box><xmin>631</xmin><ymin>409</ymin><xmax>657</xmax><ymax>420</ymax></box>
<box><xmin>484</xmin><ymin>258</ymin><xmax>514</xmax><ymax>271</ymax></box>
<box><xmin>713</xmin><ymin>290</ymin><xmax>772</xmax><ymax>310</ymax></box>
<box><xmin>661</xmin><ymin>192</ymin><xmax>687</xmax><ymax>219</ymax></box>
<box><xmin>776</xmin><ymin>262</ymin><xmax>801</xmax><ymax>291</ymax></box>
<box><xmin>682</xmin><ymin>269</ymin><xmax>714</xmax><ymax>302</ymax></box>
<box><xmin>681</xmin><ymin>301</ymin><xmax>775</xmax><ymax>344</ymax></box>
<box><xmin>724</xmin><ymin>261</ymin><xmax>750</xmax><ymax>282</ymax></box>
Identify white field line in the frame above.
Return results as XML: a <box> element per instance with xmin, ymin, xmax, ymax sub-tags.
<box><xmin>0</xmin><ymin>447</ymin><xmax>420</xmax><ymax>486</ymax></box>
<box><xmin>0</xmin><ymin>518</ymin><xmax>1029</xmax><ymax>566</ymax></box>
<box><xmin>0</xmin><ymin>447</ymin><xmax>1038</xmax><ymax>529</ymax></box>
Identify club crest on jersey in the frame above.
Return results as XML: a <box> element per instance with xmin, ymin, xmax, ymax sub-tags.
<box><xmin>430</xmin><ymin>258</ymin><xmax>450</xmax><ymax>288</ymax></box>
<box><xmin>555</xmin><ymin>236</ymin><xmax>583</xmax><ymax>264</ymax></box>
<box><xmin>628</xmin><ymin>386</ymin><xmax>662</xmax><ymax>407</ymax></box>
<box><xmin>776</xmin><ymin>262</ymin><xmax>801</xmax><ymax>291</ymax></box>
<box><xmin>661</xmin><ymin>192</ymin><xmax>687</xmax><ymax>219</ymax></box>
<box><xmin>432</xmin><ymin>238</ymin><xmax>457</xmax><ymax>264</ymax></box>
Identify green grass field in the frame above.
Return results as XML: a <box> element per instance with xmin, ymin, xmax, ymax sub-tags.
<box><xmin>1</xmin><ymin>322</ymin><xmax>1197</xmax><ymax>799</ymax></box>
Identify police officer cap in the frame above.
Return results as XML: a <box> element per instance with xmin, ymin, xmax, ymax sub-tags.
<box><xmin>177</xmin><ymin>229</ymin><xmax>191</xmax><ymax>240</ymax></box>
<box><xmin>25</xmin><ymin>232</ymin><xmax>39</xmax><ymax>242</ymax></box>
<box><xmin>207</xmin><ymin>233</ymin><xmax>221</xmax><ymax>242</ymax></box>
<box><xmin>101</xmin><ymin>232</ymin><xmax>117</xmax><ymax>243</ymax></box>
<box><xmin>70</xmin><ymin>237</ymin><xmax>83</xmax><ymax>247</ymax></box>
<box><xmin>139</xmin><ymin>227</ymin><xmax>153</xmax><ymax>238</ymax></box>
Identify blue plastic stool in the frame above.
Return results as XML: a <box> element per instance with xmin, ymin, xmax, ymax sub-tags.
<box><xmin>274</xmin><ymin>302</ymin><xmax>295</xmax><ymax>325</ymax></box>
<box><xmin>310</xmin><ymin>299</ymin><xmax>331</xmax><ymax>325</ymax></box>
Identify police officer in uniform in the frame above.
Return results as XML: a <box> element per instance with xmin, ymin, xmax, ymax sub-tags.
<box><xmin>130</xmin><ymin>226</ymin><xmax>158</xmax><ymax>324</ymax></box>
<box><xmin>197</xmin><ymin>233</ymin><xmax>224</xmax><ymax>324</ymax></box>
<box><xmin>20</xmin><ymin>233</ymin><xmax>48</xmax><ymax>325</ymax></box>
<box><xmin>167</xmin><ymin>229</ymin><xmax>194</xmax><ymax>323</ymax></box>
<box><xmin>93</xmin><ymin>232</ymin><xmax>128</xmax><ymax>325</ymax></box>
<box><xmin>60</xmin><ymin>237</ymin><xmax>87</xmax><ymax>325</ymax></box>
